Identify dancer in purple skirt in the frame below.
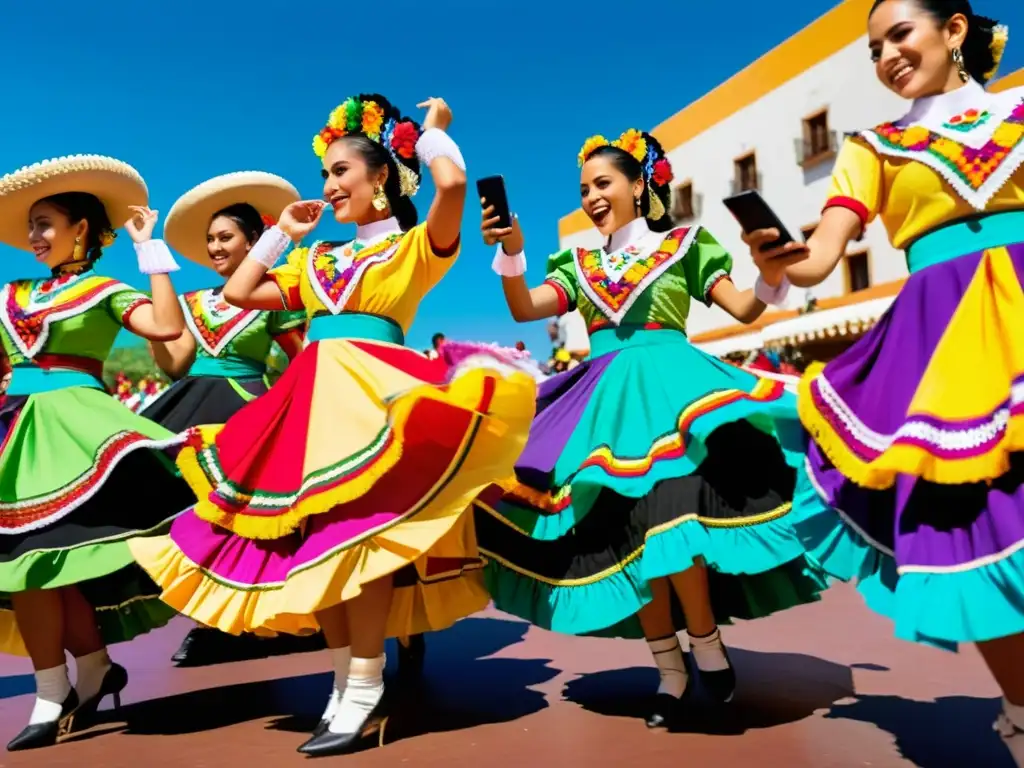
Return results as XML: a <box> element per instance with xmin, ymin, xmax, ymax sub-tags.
<box><xmin>742</xmin><ymin>1</ymin><xmax>1024</xmax><ymax>761</ymax></box>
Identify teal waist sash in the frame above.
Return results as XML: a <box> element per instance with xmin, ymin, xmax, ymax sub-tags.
<box><xmin>906</xmin><ymin>209</ymin><xmax>1024</xmax><ymax>273</ymax></box>
<box><xmin>7</xmin><ymin>365</ymin><xmax>105</xmax><ymax>396</ymax></box>
<box><xmin>187</xmin><ymin>355</ymin><xmax>266</xmax><ymax>379</ymax></box>
<box><xmin>306</xmin><ymin>313</ymin><xmax>405</xmax><ymax>345</ymax></box>
<box><xmin>589</xmin><ymin>326</ymin><xmax>687</xmax><ymax>357</ymax></box>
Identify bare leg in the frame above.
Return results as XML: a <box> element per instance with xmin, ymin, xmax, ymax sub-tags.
<box><xmin>10</xmin><ymin>591</ymin><xmax>72</xmax><ymax>727</ymax></box>
<box><xmin>979</xmin><ymin>634</ymin><xmax>1024</xmax><ymax>764</ymax></box>
<box><xmin>638</xmin><ymin>578</ymin><xmax>688</xmax><ymax>698</ymax></box>
<box><xmin>668</xmin><ymin>561</ymin><xmax>734</xmax><ymax>701</ymax></box>
<box><xmin>667</xmin><ymin>562</ymin><xmax>715</xmax><ymax>637</ymax></box>
<box><xmin>313</xmin><ymin>604</ymin><xmax>352</xmax><ymax>726</ymax></box>
<box><xmin>59</xmin><ymin>586</ymin><xmax>112</xmax><ymax>703</ymax></box>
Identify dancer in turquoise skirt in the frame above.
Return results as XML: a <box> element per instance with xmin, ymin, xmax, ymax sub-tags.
<box><xmin>475</xmin><ymin>128</ymin><xmax>824</xmax><ymax>727</ymax></box>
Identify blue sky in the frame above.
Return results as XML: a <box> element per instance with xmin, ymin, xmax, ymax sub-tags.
<box><xmin>1</xmin><ymin>0</ymin><xmax>1019</xmax><ymax>355</ymax></box>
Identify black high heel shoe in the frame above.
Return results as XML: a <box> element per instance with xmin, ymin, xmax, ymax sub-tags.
<box><xmin>693</xmin><ymin>644</ymin><xmax>736</xmax><ymax>703</ymax></box>
<box><xmin>64</xmin><ymin>662</ymin><xmax>128</xmax><ymax>734</ymax></box>
<box><xmin>297</xmin><ymin>699</ymin><xmax>390</xmax><ymax>757</ymax></box>
<box><xmin>6</xmin><ymin>689</ymin><xmax>79</xmax><ymax>751</ymax></box>
<box><xmin>396</xmin><ymin>634</ymin><xmax>425</xmax><ymax>681</ymax></box>
<box><xmin>645</xmin><ymin>655</ymin><xmax>693</xmax><ymax>729</ymax></box>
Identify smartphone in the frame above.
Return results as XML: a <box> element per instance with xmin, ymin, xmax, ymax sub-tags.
<box><xmin>722</xmin><ymin>190</ymin><xmax>798</xmax><ymax>252</ymax></box>
<box><xmin>477</xmin><ymin>175</ymin><xmax>512</xmax><ymax>230</ymax></box>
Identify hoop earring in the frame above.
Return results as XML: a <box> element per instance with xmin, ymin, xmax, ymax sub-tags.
<box><xmin>372</xmin><ymin>185</ymin><xmax>389</xmax><ymax>212</ymax></box>
<box><xmin>952</xmin><ymin>47</ymin><xmax>969</xmax><ymax>82</ymax></box>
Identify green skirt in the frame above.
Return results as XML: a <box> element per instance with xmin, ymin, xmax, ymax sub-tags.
<box><xmin>0</xmin><ymin>385</ymin><xmax>195</xmax><ymax>655</ymax></box>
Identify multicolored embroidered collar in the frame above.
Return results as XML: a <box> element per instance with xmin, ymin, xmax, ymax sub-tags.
<box><xmin>861</xmin><ymin>82</ymin><xmax>1024</xmax><ymax>210</ymax></box>
<box><xmin>574</xmin><ymin>225</ymin><xmax>699</xmax><ymax>324</ymax></box>
<box><xmin>180</xmin><ymin>287</ymin><xmax>261</xmax><ymax>357</ymax></box>
<box><xmin>306</xmin><ymin>231</ymin><xmax>406</xmax><ymax>314</ymax></box>
<box><xmin>0</xmin><ymin>271</ymin><xmax>125</xmax><ymax>357</ymax></box>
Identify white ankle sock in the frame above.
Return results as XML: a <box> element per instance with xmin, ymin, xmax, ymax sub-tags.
<box><xmin>646</xmin><ymin>635</ymin><xmax>688</xmax><ymax>698</ymax></box>
<box><xmin>327</xmin><ymin>655</ymin><xmax>385</xmax><ymax>735</ymax></box>
<box><xmin>997</xmin><ymin>698</ymin><xmax>1024</xmax><ymax>766</ymax></box>
<box><xmin>29</xmin><ymin>665</ymin><xmax>71</xmax><ymax>725</ymax></box>
<box><xmin>689</xmin><ymin>627</ymin><xmax>730</xmax><ymax>672</ymax></box>
<box><xmin>74</xmin><ymin>649</ymin><xmax>112</xmax><ymax>703</ymax></box>
<box><xmin>321</xmin><ymin>646</ymin><xmax>351</xmax><ymax>722</ymax></box>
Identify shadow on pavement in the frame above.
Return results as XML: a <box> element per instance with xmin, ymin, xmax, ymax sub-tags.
<box><xmin>826</xmin><ymin>694</ymin><xmax>1014</xmax><ymax>767</ymax></box>
<box><xmin>563</xmin><ymin>647</ymin><xmax>854</xmax><ymax>735</ymax></box>
<box><xmin>65</xmin><ymin>616</ymin><xmax>557</xmax><ymax>744</ymax></box>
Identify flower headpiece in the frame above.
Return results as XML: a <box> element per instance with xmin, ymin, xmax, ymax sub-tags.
<box><xmin>983</xmin><ymin>24</ymin><xmax>1009</xmax><ymax>82</ymax></box>
<box><xmin>98</xmin><ymin>229</ymin><xmax>117</xmax><ymax>248</ymax></box>
<box><xmin>577</xmin><ymin>128</ymin><xmax>674</xmax><ymax>221</ymax></box>
<box><xmin>312</xmin><ymin>94</ymin><xmax>421</xmax><ymax>198</ymax></box>
<box><xmin>260</xmin><ymin>213</ymin><xmax>276</xmax><ymax>228</ymax></box>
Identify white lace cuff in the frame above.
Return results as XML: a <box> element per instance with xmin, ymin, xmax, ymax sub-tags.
<box><xmin>416</xmin><ymin>128</ymin><xmax>466</xmax><ymax>171</ymax></box>
<box><xmin>246</xmin><ymin>225</ymin><xmax>291</xmax><ymax>269</ymax></box>
<box><xmin>134</xmin><ymin>240</ymin><xmax>180</xmax><ymax>275</ymax></box>
<box><xmin>492</xmin><ymin>245</ymin><xmax>527</xmax><ymax>277</ymax></box>
<box><xmin>754</xmin><ymin>275</ymin><xmax>791</xmax><ymax>306</ymax></box>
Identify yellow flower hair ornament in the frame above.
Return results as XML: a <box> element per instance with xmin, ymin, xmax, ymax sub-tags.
<box><xmin>984</xmin><ymin>24</ymin><xmax>1009</xmax><ymax>82</ymax></box>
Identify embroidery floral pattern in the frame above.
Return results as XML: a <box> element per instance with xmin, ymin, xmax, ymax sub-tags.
<box><xmin>575</xmin><ymin>228</ymin><xmax>690</xmax><ymax>321</ymax></box>
<box><xmin>944</xmin><ymin>108</ymin><xmax>991</xmax><ymax>131</ymax></box>
<box><xmin>1</xmin><ymin>273</ymin><xmax>123</xmax><ymax>357</ymax></box>
<box><xmin>870</xmin><ymin>101</ymin><xmax>1024</xmax><ymax>190</ymax></box>
<box><xmin>181</xmin><ymin>289</ymin><xmax>258</xmax><ymax>357</ymax></box>
<box><xmin>308</xmin><ymin>233</ymin><xmax>405</xmax><ymax>313</ymax></box>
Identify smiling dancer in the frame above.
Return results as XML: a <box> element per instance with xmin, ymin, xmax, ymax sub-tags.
<box><xmin>131</xmin><ymin>93</ymin><xmax>536</xmax><ymax>756</ymax></box>
<box><xmin>475</xmin><ymin>129</ymin><xmax>824</xmax><ymax>727</ymax></box>
<box><xmin>136</xmin><ymin>172</ymin><xmax>328</xmax><ymax>667</ymax></box>
<box><xmin>0</xmin><ymin>156</ymin><xmax>192</xmax><ymax>750</ymax></box>
<box><xmin>740</xmin><ymin>2</ymin><xmax>1024</xmax><ymax>761</ymax></box>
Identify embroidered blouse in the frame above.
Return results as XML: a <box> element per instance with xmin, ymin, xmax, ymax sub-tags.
<box><xmin>542</xmin><ymin>218</ymin><xmax>732</xmax><ymax>332</ymax></box>
<box><xmin>0</xmin><ymin>265</ymin><xmax>152</xmax><ymax>367</ymax></box>
<box><xmin>180</xmin><ymin>287</ymin><xmax>305</xmax><ymax>365</ymax></box>
<box><xmin>825</xmin><ymin>80</ymin><xmax>1024</xmax><ymax>248</ymax></box>
<box><xmin>266</xmin><ymin>218</ymin><xmax>456</xmax><ymax>332</ymax></box>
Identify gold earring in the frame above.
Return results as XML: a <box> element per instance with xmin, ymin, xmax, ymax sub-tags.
<box><xmin>73</xmin><ymin>236</ymin><xmax>84</xmax><ymax>259</ymax></box>
<box><xmin>372</xmin><ymin>185</ymin><xmax>389</xmax><ymax>211</ymax></box>
<box><xmin>952</xmin><ymin>47</ymin><xmax>969</xmax><ymax>82</ymax></box>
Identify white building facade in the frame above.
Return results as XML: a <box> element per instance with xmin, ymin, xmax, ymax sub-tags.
<box><xmin>556</xmin><ymin>0</ymin><xmax>1023</xmax><ymax>357</ymax></box>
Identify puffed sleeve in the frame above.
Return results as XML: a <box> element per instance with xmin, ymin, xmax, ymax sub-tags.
<box><xmin>107</xmin><ymin>283</ymin><xmax>153</xmax><ymax>329</ymax></box>
<box><xmin>404</xmin><ymin>222</ymin><xmax>460</xmax><ymax>291</ymax></box>
<box><xmin>682</xmin><ymin>227</ymin><xmax>733</xmax><ymax>307</ymax></box>
<box><xmin>822</xmin><ymin>137</ymin><xmax>883</xmax><ymax>235</ymax></box>
<box><xmin>543</xmin><ymin>248</ymin><xmax>579</xmax><ymax>316</ymax></box>
<box><xmin>266</xmin><ymin>248</ymin><xmax>307</xmax><ymax>311</ymax></box>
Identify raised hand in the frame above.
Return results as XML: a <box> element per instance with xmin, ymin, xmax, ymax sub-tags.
<box><xmin>481</xmin><ymin>200</ymin><xmax>523</xmax><ymax>253</ymax></box>
<box><xmin>278</xmin><ymin>200</ymin><xmax>327</xmax><ymax>243</ymax></box>
<box><xmin>417</xmin><ymin>97</ymin><xmax>452</xmax><ymax>132</ymax></box>
<box><xmin>125</xmin><ymin>206</ymin><xmax>159</xmax><ymax>244</ymax></box>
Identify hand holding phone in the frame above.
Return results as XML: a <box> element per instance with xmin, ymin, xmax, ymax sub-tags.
<box><xmin>722</xmin><ymin>190</ymin><xmax>799</xmax><ymax>254</ymax></box>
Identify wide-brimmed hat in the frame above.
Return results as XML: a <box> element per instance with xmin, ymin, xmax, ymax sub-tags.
<box><xmin>0</xmin><ymin>155</ymin><xmax>148</xmax><ymax>251</ymax></box>
<box><xmin>163</xmin><ymin>171</ymin><xmax>300</xmax><ymax>265</ymax></box>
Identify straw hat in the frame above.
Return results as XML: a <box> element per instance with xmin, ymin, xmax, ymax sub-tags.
<box><xmin>0</xmin><ymin>155</ymin><xmax>148</xmax><ymax>251</ymax></box>
<box><xmin>163</xmin><ymin>171</ymin><xmax>300</xmax><ymax>265</ymax></box>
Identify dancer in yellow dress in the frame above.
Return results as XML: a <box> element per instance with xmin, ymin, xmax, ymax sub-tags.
<box><xmin>131</xmin><ymin>93</ymin><xmax>536</xmax><ymax>756</ymax></box>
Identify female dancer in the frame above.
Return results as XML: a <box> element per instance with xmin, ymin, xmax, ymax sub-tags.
<box><xmin>741</xmin><ymin>1</ymin><xmax>1024</xmax><ymax>760</ymax></box>
<box><xmin>0</xmin><ymin>155</ymin><xmax>192</xmax><ymax>750</ymax></box>
<box><xmin>476</xmin><ymin>129</ymin><xmax>823</xmax><ymax>727</ymax></box>
<box><xmin>130</xmin><ymin>93</ymin><xmax>536</xmax><ymax>756</ymax></box>
<box><xmin>138</xmin><ymin>172</ymin><xmax>325</xmax><ymax>666</ymax></box>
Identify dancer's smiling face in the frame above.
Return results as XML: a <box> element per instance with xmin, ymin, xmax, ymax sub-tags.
<box><xmin>868</xmin><ymin>0</ymin><xmax>968</xmax><ymax>99</ymax></box>
<box><xmin>28</xmin><ymin>200</ymin><xmax>84</xmax><ymax>270</ymax></box>
<box><xmin>580</xmin><ymin>150</ymin><xmax>645</xmax><ymax>237</ymax></box>
<box><xmin>321</xmin><ymin>137</ymin><xmax>389</xmax><ymax>225</ymax></box>
<box><xmin>206</xmin><ymin>215</ymin><xmax>255</xmax><ymax>277</ymax></box>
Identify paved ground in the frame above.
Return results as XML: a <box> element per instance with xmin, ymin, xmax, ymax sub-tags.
<box><xmin>0</xmin><ymin>585</ymin><xmax>1012</xmax><ymax>767</ymax></box>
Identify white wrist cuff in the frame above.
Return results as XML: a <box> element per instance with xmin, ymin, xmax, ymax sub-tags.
<box><xmin>134</xmin><ymin>240</ymin><xmax>180</xmax><ymax>275</ymax></box>
<box><xmin>492</xmin><ymin>245</ymin><xmax>527</xmax><ymax>277</ymax></box>
<box><xmin>754</xmin><ymin>275</ymin><xmax>791</xmax><ymax>306</ymax></box>
<box><xmin>247</xmin><ymin>225</ymin><xmax>291</xmax><ymax>269</ymax></box>
<box><xmin>416</xmin><ymin>128</ymin><xmax>466</xmax><ymax>171</ymax></box>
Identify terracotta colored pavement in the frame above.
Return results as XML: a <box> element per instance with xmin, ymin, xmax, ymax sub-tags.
<box><xmin>0</xmin><ymin>585</ymin><xmax>1012</xmax><ymax>767</ymax></box>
